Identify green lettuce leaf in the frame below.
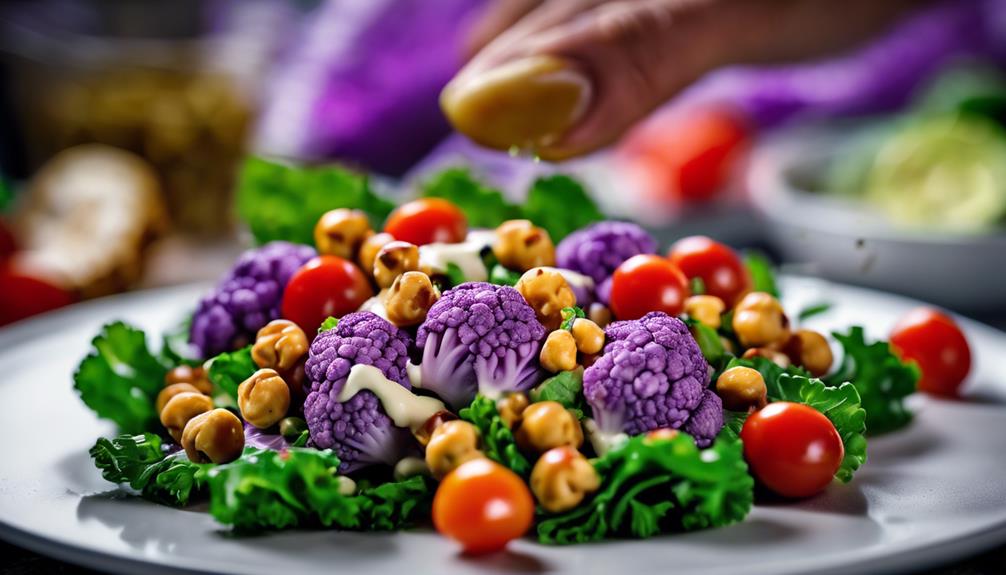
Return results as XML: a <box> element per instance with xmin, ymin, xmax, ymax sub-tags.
<box><xmin>530</xmin><ymin>368</ymin><xmax>587</xmax><ymax>419</ymax></box>
<box><xmin>725</xmin><ymin>357</ymin><xmax>868</xmax><ymax>482</ymax></box>
<box><xmin>74</xmin><ymin>322</ymin><xmax>169</xmax><ymax>434</ymax></box>
<box><xmin>825</xmin><ymin>327</ymin><xmax>919</xmax><ymax>435</ymax></box>
<box><xmin>459</xmin><ymin>394</ymin><xmax>531</xmax><ymax>477</ymax></box>
<box><xmin>523</xmin><ymin>175</ymin><xmax>604</xmax><ymax>242</ymax></box>
<box><xmin>684</xmin><ymin>317</ymin><xmax>726</xmax><ymax>364</ymax></box>
<box><xmin>420</xmin><ymin>167</ymin><xmax>522</xmax><ymax>227</ymax></box>
<box><xmin>489</xmin><ymin>264</ymin><xmax>522</xmax><ymax>286</ymax></box>
<box><xmin>89</xmin><ymin>433</ymin><xmax>209</xmax><ymax>506</ymax></box>
<box><xmin>742</xmin><ymin>251</ymin><xmax>779</xmax><ymax>298</ymax></box>
<box><xmin>159</xmin><ymin>315</ymin><xmax>201</xmax><ymax>367</ymax></box>
<box><xmin>537</xmin><ymin>433</ymin><xmax>753</xmax><ymax>544</ymax></box>
<box><xmin>237</xmin><ymin>156</ymin><xmax>395</xmax><ymax>246</ymax></box>
<box><xmin>206</xmin><ymin>346</ymin><xmax>256</xmax><ymax>404</ymax></box>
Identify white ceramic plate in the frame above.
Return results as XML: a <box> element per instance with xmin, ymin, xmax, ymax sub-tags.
<box><xmin>1</xmin><ymin>278</ymin><xmax>1005</xmax><ymax>575</ymax></box>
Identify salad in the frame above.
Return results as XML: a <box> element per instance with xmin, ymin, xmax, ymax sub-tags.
<box><xmin>74</xmin><ymin>158</ymin><xmax>972</xmax><ymax>554</ymax></box>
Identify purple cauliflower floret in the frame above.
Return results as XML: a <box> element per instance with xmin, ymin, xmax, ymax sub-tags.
<box><xmin>303</xmin><ymin>312</ymin><xmax>414</xmax><ymax>472</ymax></box>
<box><xmin>555</xmin><ymin>221</ymin><xmax>657</xmax><ymax>302</ymax></box>
<box><xmin>416</xmin><ymin>282</ymin><xmax>547</xmax><ymax>409</ymax></box>
<box><xmin>190</xmin><ymin>241</ymin><xmax>316</xmax><ymax>358</ymax></box>
<box><xmin>583</xmin><ymin>312</ymin><xmax>722</xmax><ymax>447</ymax></box>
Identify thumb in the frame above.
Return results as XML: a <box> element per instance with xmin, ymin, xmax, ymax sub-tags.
<box><xmin>442</xmin><ymin>0</ymin><xmax>724</xmax><ymax>160</ymax></box>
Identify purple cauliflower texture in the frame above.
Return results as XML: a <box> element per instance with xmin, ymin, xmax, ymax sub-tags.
<box><xmin>190</xmin><ymin>241</ymin><xmax>316</xmax><ymax>358</ymax></box>
<box><xmin>555</xmin><ymin>221</ymin><xmax>657</xmax><ymax>302</ymax></box>
<box><xmin>416</xmin><ymin>282</ymin><xmax>547</xmax><ymax>409</ymax></box>
<box><xmin>583</xmin><ymin>312</ymin><xmax>722</xmax><ymax>447</ymax></box>
<box><xmin>303</xmin><ymin>312</ymin><xmax>414</xmax><ymax>472</ymax></box>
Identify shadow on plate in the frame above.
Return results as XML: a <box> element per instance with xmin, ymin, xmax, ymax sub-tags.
<box><xmin>457</xmin><ymin>548</ymin><xmax>552</xmax><ymax>573</ymax></box>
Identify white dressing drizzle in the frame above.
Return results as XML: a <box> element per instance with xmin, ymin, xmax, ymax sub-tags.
<box><xmin>582</xmin><ymin>418</ymin><xmax>628</xmax><ymax>456</ymax></box>
<box><xmin>418</xmin><ymin>229</ymin><xmax>496</xmax><ymax>283</ymax></box>
<box><xmin>338</xmin><ymin>364</ymin><xmax>445</xmax><ymax>432</ymax></box>
<box><xmin>406</xmin><ymin>361</ymin><xmax>423</xmax><ymax>389</ymax></box>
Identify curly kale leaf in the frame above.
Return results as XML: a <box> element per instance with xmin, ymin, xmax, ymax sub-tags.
<box><xmin>537</xmin><ymin>433</ymin><xmax>753</xmax><ymax>544</ymax></box>
<box><xmin>459</xmin><ymin>394</ymin><xmax>531</xmax><ymax>477</ymax></box>
<box><xmin>206</xmin><ymin>345</ymin><xmax>256</xmax><ymax>405</ymax></box>
<box><xmin>237</xmin><ymin>156</ymin><xmax>394</xmax><ymax>245</ymax></box>
<box><xmin>523</xmin><ymin>175</ymin><xmax>604</xmax><ymax>242</ymax></box>
<box><xmin>530</xmin><ymin>368</ymin><xmax>588</xmax><ymax>419</ymax></box>
<box><xmin>74</xmin><ymin>322</ymin><xmax>169</xmax><ymax>434</ymax></box>
<box><xmin>742</xmin><ymin>251</ymin><xmax>779</xmax><ymax>298</ymax></box>
<box><xmin>826</xmin><ymin>327</ymin><xmax>919</xmax><ymax>435</ymax></box>
<box><xmin>420</xmin><ymin>167</ymin><xmax>522</xmax><ymax>228</ymax></box>
<box><xmin>90</xmin><ymin>434</ymin><xmax>209</xmax><ymax>506</ymax></box>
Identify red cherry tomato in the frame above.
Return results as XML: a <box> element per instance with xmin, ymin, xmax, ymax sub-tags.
<box><xmin>620</xmin><ymin>106</ymin><xmax>750</xmax><ymax>203</ymax></box>
<box><xmin>432</xmin><ymin>458</ymin><xmax>534</xmax><ymax>554</ymax></box>
<box><xmin>890</xmin><ymin>307</ymin><xmax>971</xmax><ymax>397</ymax></box>
<box><xmin>0</xmin><ymin>219</ymin><xmax>17</xmax><ymax>261</ymax></box>
<box><xmin>383</xmin><ymin>198</ymin><xmax>468</xmax><ymax>246</ymax></box>
<box><xmin>281</xmin><ymin>256</ymin><xmax>373</xmax><ymax>334</ymax></box>
<box><xmin>668</xmin><ymin>236</ymin><xmax>751</xmax><ymax>307</ymax></box>
<box><xmin>741</xmin><ymin>402</ymin><xmax>844</xmax><ymax>499</ymax></box>
<box><xmin>0</xmin><ymin>265</ymin><xmax>75</xmax><ymax>326</ymax></box>
<box><xmin>609</xmin><ymin>254</ymin><xmax>690</xmax><ymax>320</ymax></box>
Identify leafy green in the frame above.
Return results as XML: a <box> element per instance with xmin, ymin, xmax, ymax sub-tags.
<box><xmin>530</xmin><ymin>368</ymin><xmax>587</xmax><ymax>419</ymax></box>
<box><xmin>797</xmin><ymin>302</ymin><xmax>833</xmax><ymax>322</ymax></box>
<box><xmin>206</xmin><ymin>346</ymin><xmax>256</xmax><ymax>404</ymax></box>
<box><xmin>89</xmin><ymin>434</ymin><xmax>210</xmax><ymax>506</ymax></box>
<box><xmin>537</xmin><ymin>433</ymin><xmax>753</xmax><ymax>544</ymax></box>
<box><xmin>237</xmin><ymin>156</ymin><xmax>395</xmax><ymax>246</ymax></box>
<box><xmin>208</xmin><ymin>448</ymin><xmax>434</xmax><ymax>532</ymax></box>
<box><xmin>459</xmin><ymin>394</ymin><xmax>531</xmax><ymax>477</ymax></box>
<box><xmin>825</xmin><ymin>327</ymin><xmax>919</xmax><ymax>435</ymax></box>
<box><xmin>743</xmin><ymin>251</ymin><xmax>779</xmax><ymax>297</ymax></box>
<box><xmin>689</xmin><ymin>276</ymin><xmax>706</xmax><ymax>296</ymax></box>
<box><xmin>318</xmin><ymin>316</ymin><xmax>340</xmax><ymax>333</ymax></box>
<box><xmin>74</xmin><ymin>322</ymin><xmax>169</xmax><ymax>434</ymax></box>
<box><xmin>684</xmin><ymin>318</ymin><xmax>726</xmax><ymax>364</ymax></box>
<box><xmin>725</xmin><ymin>356</ymin><xmax>868</xmax><ymax>482</ymax></box>
<box><xmin>420</xmin><ymin>167</ymin><xmax>522</xmax><ymax>228</ymax></box>
<box><xmin>489</xmin><ymin>264</ymin><xmax>522</xmax><ymax>286</ymax></box>
<box><xmin>559</xmin><ymin>306</ymin><xmax>586</xmax><ymax>331</ymax></box>
<box><xmin>523</xmin><ymin>175</ymin><xmax>604</xmax><ymax>242</ymax></box>
<box><xmin>160</xmin><ymin>315</ymin><xmax>201</xmax><ymax>367</ymax></box>
<box><xmin>0</xmin><ymin>176</ymin><xmax>11</xmax><ymax>212</ymax></box>
<box><xmin>445</xmin><ymin>262</ymin><xmax>467</xmax><ymax>287</ymax></box>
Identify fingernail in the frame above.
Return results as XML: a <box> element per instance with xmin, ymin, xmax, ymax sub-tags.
<box><xmin>440</xmin><ymin>55</ymin><xmax>592</xmax><ymax>152</ymax></box>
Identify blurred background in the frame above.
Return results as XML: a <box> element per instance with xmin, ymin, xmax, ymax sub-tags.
<box><xmin>2</xmin><ymin>0</ymin><xmax>1006</xmax><ymax>327</ymax></box>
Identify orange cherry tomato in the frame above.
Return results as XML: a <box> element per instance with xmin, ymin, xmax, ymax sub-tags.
<box><xmin>432</xmin><ymin>458</ymin><xmax>534</xmax><ymax>554</ymax></box>
<box><xmin>741</xmin><ymin>402</ymin><xmax>844</xmax><ymax>499</ymax></box>
<box><xmin>609</xmin><ymin>254</ymin><xmax>690</xmax><ymax>320</ymax></box>
<box><xmin>890</xmin><ymin>307</ymin><xmax>971</xmax><ymax>397</ymax></box>
<box><xmin>384</xmin><ymin>198</ymin><xmax>468</xmax><ymax>246</ymax></box>
<box><xmin>668</xmin><ymin>235</ymin><xmax>751</xmax><ymax>307</ymax></box>
<box><xmin>281</xmin><ymin>256</ymin><xmax>373</xmax><ymax>334</ymax></box>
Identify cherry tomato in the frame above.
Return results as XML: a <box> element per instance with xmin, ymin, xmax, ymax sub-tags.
<box><xmin>741</xmin><ymin>402</ymin><xmax>844</xmax><ymax>499</ymax></box>
<box><xmin>609</xmin><ymin>254</ymin><xmax>690</xmax><ymax>320</ymax></box>
<box><xmin>668</xmin><ymin>236</ymin><xmax>751</xmax><ymax>307</ymax></box>
<box><xmin>890</xmin><ymin>307</ymin><xmax>971</xmax><ymax>397</ymax></box>
<box><xmin>281</xmin><ymin>256</ymin><xmax>373</xmax><ymax>334</ymax></box>
<box><xmin>0</xmin><ymin>219</ymin><xmax>16</xmax><ymax>261</ymax></box>
<box><xmin>0</xmin><ymin>265</ymin><xmax>75</xmax><ymax>326</ymax></box>
<box><xmin>620</xmin><ymin>106</ymin><xmax>750</xmax><ymax>203</ymax></box>
<box><xmin>432</xmin><ymin>458</ymin><xmax>534</xmax><ymax>554</ymax></box>
<box><xmin>383</xmin><ymin>198</ymin><xmax>468</xmax><ymax>246</ymax></box>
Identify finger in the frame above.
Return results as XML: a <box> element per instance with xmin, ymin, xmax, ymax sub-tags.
<box><xmin>462</xmin><ymin>0</ymin><xmax>544</xmax><ymax>59</ymax></box>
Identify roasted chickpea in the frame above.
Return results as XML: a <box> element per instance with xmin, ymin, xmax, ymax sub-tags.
<box><xmin>515</xmin><ymin>401</ymin><xmax>583</xmax><ymax>453</ymax></box>
<box><xmin>374</xmin><ymin>241</ymin><xmax>420</xmax><ymax>288</ymax></box>
<box><xmin>570</xmin><ymin>318</ymin><xmax>605</xmax><ymax>354</ymax></box>
<box><xmin>251</xmin><ymin>320</ymin><xmax>309</xmax><ymax>371</ymax></box>
<box><xmin>358</xmin><ymin>232</ymin><xmax>394</xmax><ymax>278</ymax></box>
<box><xmin>413</xmin><ymin>410</ymin><xmax>458</xmax><ymax>447</ymax></box>
<box><xmin>385</xmin><ymin>271</ymin><xmax>439</xmax><ymax>327</ymax></box>
<box><xmin>164</xmin><ymin>365</ymin><xmax>212</xmax><ymax>395</ymax></box>
<box><xmin>783</xmin><ymin>329</ymin><xmax>834</xmax><ymax>377</ymax></box>
<box><xmin>540</xmin><ymin>330</ymin><xmax>578</xmax><ymax>373</ymax></box>
<box><xmin>492</xmin><ymin>219</ymin><xmax>556</xmax><ymax>271</ymax></box>
<box><xmin>716</xmin><ymin>366</ymin><xmax>768</xmax><ymax>412</ymax></box>
<box><xmin>181</xmin><ymin>408</ymin><xmax>245</xmax><ymax>464</ymax></box>
<box><xmin>497</xmin><ymin>393</ymin><xmax>530</xmax><ymax>429</ymax></box>
<box><xmin>516</xmin><ymin>267</ymin><xmax>576</xmax><ymax>331</ymax></box>
<box><xmin>425</xmin><ymin>420</ymin><xmax>483</xmax><ymax>479</ymax></box>
<box><xmin>742</xmin><ymin>347</ymin><xmax>791</xmax><ymax>368</ymax></box>
<box><xmin>314</xmin><ymin>208</ymin><xmax>372</xmax><ymax>259</ymax></box>
<box><xmin>394</xmin><ymin>456</ymin><xmax>431</xmax><ymax>481</ymax></box>
<box><xmin>588</xmin><ymin>303</ymin><xmax>613</xmax><ymax>328</ymax></box>
<box><xmin>237</xmin><ymin>369</ymin><xmax>291</xmax><ymax>429</ymax></box>
<box><xmin>732</xmin><ymin>292</ymin><xmax>790</xmax><ymax>348</ymax></box>
<box><xmin>156</xmin><ymin>383</ymin><xmax>202</xmax><ymax>415</ymax></box>
<box><xmin>160</xmin><ymin>392</ymin><xmax>213</xmax><ymax>442</ymax></box>
<box><xmin>684</xmin><ymin>295</ymin><xmax>726</xmax><ymax>329</ymax></box>
<box><xmin>530</xmin><ymin>446</ymin><xmax>600</xmax><ymax>513</ymax></box>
